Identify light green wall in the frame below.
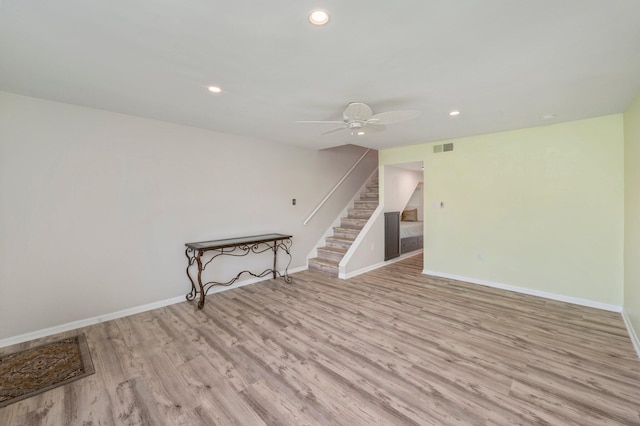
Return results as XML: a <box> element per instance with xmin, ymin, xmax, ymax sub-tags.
<box><xmin>381</xmin><ymin>115</ymin><xmax>624</xmax><ymax>306</ymax></box>
<box><xmin>624</xmin><ymin>90</ymin><xmax>640</xmax><ymax>342</ymax></box>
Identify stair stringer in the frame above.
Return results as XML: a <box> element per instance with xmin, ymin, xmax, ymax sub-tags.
<box><xmin>306</xmin><ymin>168</ymin><xmax>379</xmax><ymax>266</ymax></box>
<box><xmin>338</xmin><ymin>204</ymin><xmax>384</xmax><ymax>278</ymax></box>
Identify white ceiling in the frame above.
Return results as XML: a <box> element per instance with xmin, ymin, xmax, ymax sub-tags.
<box><xmin>1</xmin><ymin>1</ymin><xmax>639</xmax><ymax>151</ymax></box>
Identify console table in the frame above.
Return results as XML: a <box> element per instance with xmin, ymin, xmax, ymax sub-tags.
<box><xmin>185</xmin><ymin>233</ymin><xmax>293</xmax><ymax>309</ymax></box>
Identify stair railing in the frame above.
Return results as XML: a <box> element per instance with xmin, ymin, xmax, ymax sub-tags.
<box><xmin>303</xmin><ymin>148</ymin><xmax>371</xmax><ymax>226</ymax></box>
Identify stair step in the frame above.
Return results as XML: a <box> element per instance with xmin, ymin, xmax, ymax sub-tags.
<box><xmin>341</xmin><ymin>217</ymin><xmax>368</xmax><ymax>228</ymax></box>
<box><xmin>359</xmin><ymin>194</ymin><xmax>378</xmax><ymax>201</ymax></box>
<box><xmin>354</xmin><ymin>201</ymin><xmax>378</xmax><ymax>209</ymax></box>
<box><xmin>308</xmin><ymin>257</ymin><xmax>339</xmax><ymax>276</ymax></box>
<box><xmin>325</xmin><ymin>236</ymin><xmax>354</xmax><ymax>250</ymax></box>
<box><xmin>333</xmin><ymin>227</ymin><xmax>361</xmax><ymax>239</ymax></box>
<box><xmin>347</xmin><ymin>208</ymin><xmax>375</xmax><ymax>219</ymax></box>
<box><xmin>317</xmin><ymin>246</ymin><xmax>347</xmax><ymax>262</ymax></box>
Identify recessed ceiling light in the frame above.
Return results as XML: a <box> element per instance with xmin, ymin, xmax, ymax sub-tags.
<box><xmin>207</xmin><ymin>86</ymin><xmax>222</xmax><ymax>93</ymax></box>
<box><xmin>449</xmin><ymin>110</ymin><xmax>460</xmax><ymax>116</ymax></box>
<box><xmin>309</xmin><ymin>9</ymin><xmax>330</xmax><ymax>25</ymax></box>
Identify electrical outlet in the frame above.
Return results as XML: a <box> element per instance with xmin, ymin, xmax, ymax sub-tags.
<box><xmin>292</xmin><ymin>198</ymin><xmax>296</xmax><ymax>205</ymax></box>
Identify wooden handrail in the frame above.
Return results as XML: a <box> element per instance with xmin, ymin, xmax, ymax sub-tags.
<box><xmin>303</xmin><ymin>149</ymin><xmax>371</xmax><ymax>226</ymax></box>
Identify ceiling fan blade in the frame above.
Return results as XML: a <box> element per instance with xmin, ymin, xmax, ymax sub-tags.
<box><xmin>322</xmin><ymin>126</ymin><xmax>348</xmax><ymax>135</ymax></box>
<box><xmin>296</xmin><ymin>120</ymin><xmax>344</xmax><ymax>124</ymax></box>
<box><xmin>368</xmin><ymin>110</ymin><xmax>421</xmax><ymax>125</ymax></box>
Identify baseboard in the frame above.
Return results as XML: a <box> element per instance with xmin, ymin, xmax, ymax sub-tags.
<box><xmin>0</xmin><ymin>266</ymin><xmax>307</xmax><ymax>349</ymax></box>
<box><xmin>340</xmin><ymin>261</ymin><xmax>386</xmax><ymax>279</ymax></box>
<box><xmin>0</xmin><ymin>294</ymin><xmax>187</xmax><ymax>349</ymax></box>
<box><xmin>341</xmin><ymin>250</ymin><xmax>422</xmax><ymax>279</ymax></box>
<box><xmin>422</xmin><ymin>269</ymin><xmax>622</xmax><ymax>313</ymax></box>
<box><xmin>621</xmin><ymin>310</ymin><xmax>640</xmax><ymax>359</ymax></box>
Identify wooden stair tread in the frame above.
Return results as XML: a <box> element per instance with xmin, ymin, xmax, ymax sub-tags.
<box><xmin>326</xmin><ymin>236</ymin><xmax>354</xmax><ymax>243</ymax></box>
<box><xmin>318</xmin><ymin>246</ymin><xmax>347</xmax><ymax>254</ymax></box>
<box><xmin>309</xmin><ymin>257</ymin><xmax>339</xmax><ymax>267</ymax></box>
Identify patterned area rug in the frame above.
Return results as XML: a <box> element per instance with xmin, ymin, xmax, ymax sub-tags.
<box><xmin>0</xmin><ymin>334</ymin><xmax>95</xmax><ymax>408</ymax></box>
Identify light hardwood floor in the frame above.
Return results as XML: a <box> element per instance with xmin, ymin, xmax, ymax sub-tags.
<box><xmin>2</xmin><ymin>255</ymin><xmax>639</xmax><ymax>425</ymax></box>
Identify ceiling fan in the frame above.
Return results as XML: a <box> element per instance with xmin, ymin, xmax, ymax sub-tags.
<box><xmin>297</xmin><ymin>102</ymin><xmax>421</xmax><ymax>136</ymax></box>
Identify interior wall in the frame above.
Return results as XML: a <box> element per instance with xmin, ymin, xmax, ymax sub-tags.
<box><xmin>341</xmin><ymin>208</ymin><xmax>385</xmax><ymax>277</ymax></box>
<box><xmin>0</xmin><ymin>91</ymin><xmax>378</xmax><ymax>340</ymax></box>
<box><xmin>380</xmin><ymin>115</ymin><xmax>624</xmax><ymax>306</ymax></box>
<box><xmin>382</xmin><ymin>165</ymin><xmax>423</xmax><ymax>213</ymax></box>
<box><xmin>624</xmin><ymin>89</ymin><xmax>640</xmax><ymax>347</ymax></box>
<box><xmin>406</xmin><ymin>182</ymin><xmax>424</xmax><ymax>220</ymax></box>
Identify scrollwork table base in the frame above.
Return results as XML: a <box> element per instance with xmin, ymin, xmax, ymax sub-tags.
<box><xmin>185</xmin><ymin>233</ymin><xmax>293</xmax><ymax>309</ymax></box>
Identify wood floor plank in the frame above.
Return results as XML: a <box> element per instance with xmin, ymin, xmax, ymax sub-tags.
<box><xmin>62</xmin><ymin>374</ymin><xmax>116</xmax><ymax>425</ymax></box>
<box><xmin>509</xmin><ymin>379</ymin><xmax>635</xmax><ymax>425</ymax></box>
<box><xmin>177</xmin><ymin>355</ymin><xmax>268</xmax><ymax>426</ymax></box>
<box><xmin>111</xmin><ymin>377</ymin><xmax>166</xmax><ymax>426</ymax></box>
<box><xmin>1</xmin><ymin>254</ymin><xmax>639</xmax><ymax>425</ymax></box>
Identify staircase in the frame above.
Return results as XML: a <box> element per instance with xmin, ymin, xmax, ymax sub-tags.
<box><xmin>308</xmin><ymin>174</ymin><xmax>379</xmax><ymax>276</ymax></box>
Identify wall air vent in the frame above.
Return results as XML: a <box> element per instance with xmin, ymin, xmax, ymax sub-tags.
<box><xmin>433</xmin><ymin>142</ymin><xmax>454</xmax><ymax>153</ymax></box>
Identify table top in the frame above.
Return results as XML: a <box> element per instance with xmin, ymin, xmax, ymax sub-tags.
<box><xmin>185</xmin><ymin>233</ymin><xmax>292</xmax><ymax>250</ymax></box>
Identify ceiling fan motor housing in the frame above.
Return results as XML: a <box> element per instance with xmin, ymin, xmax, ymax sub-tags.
<box><xmin>343</xmin><ymin>102</ymin><xmax>373</xmax><ymax>121</ymax></box>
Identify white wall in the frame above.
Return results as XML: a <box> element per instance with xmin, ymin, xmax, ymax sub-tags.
<box><xmin>381</xmin><ymin>165</ymin><xmax>423</xmax><ymax>213</ymax></box>
<box><xmin>0</xmin><ymin>91</ymin><xmax>377</xmax><ymax>341</ymax></box>
<box><xmin>341</xmin><ymin>207</ymin><xmax>385</xmax><ymax>278</ymax></box>
<box><xmin>380</xmin><ymin>115</ymin><xmax>624</xmax><ymax>308</ymax></box>
<box><xmin>406</xmin><ymin>182</ymin><xmax>424</xmax><ymax>220</ymax></box>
